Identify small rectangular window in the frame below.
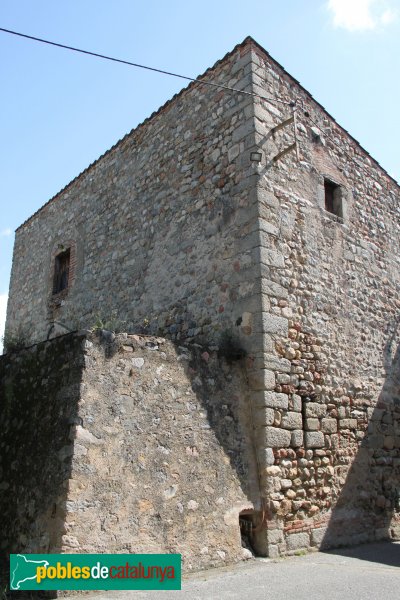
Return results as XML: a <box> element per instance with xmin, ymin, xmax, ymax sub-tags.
<box><xmin>324</xmin><ymin>179</ymin><xmax>343</xmax><ymax>219</ymax></box>
<box><xmin>53</xmin><ymin>249</ymin><xmax>70</xmax><ymax>294</ymax></box>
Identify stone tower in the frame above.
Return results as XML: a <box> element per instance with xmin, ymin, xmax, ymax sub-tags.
<box><xmin>2</xmin><ymin>37</ymin><xmax>400</xmax><ymax>567</ymax></box>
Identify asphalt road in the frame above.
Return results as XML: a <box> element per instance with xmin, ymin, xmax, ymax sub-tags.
<box><xmin>86</xmin><ymin>541</ymin><xmax>399</xmax><ymax>600</ymax></box>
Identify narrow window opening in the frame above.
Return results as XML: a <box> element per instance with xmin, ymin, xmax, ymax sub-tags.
<box><xmin>324</xmin><ymin>179</ymin><xmax>343</xmax><ymax>219</ymax></box>
<box><xmin>53</xmin><ymin>248</ymin><xmax>70</xmax><ymax>294</ymax></box>
<box><xmin>301</xmin><ymin>396</ymin><xmax>307</xmax><ymax>431</ymax></box>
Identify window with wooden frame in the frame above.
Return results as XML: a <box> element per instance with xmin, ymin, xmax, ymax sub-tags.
<box><xmin>324</xmin><ymin>179</ymin><xmax>343</xmax><ymax>219</ymax></box>
<box><xmin>53</xmin><ymin>248</ymin><xmax>70</xmax><ymax>294</ymax></box>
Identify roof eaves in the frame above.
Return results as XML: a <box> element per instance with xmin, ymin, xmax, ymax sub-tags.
<box><xmin>16</xmin><ymin>36</ymin><xmax>254</xmax><ymax>232</ymax></box>
<box><xmin>17</xmin><ymin>35</ymin><xmax>399</xmax><ymax>232</ymax></box>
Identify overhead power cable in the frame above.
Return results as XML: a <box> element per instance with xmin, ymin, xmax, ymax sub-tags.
<box><xmin>0</xmin><ymin>27</ymin><xmax>396</xmax><ymax>187</ymax></box>
<box><xmin>0</xmin><ymin>26</ymin><xmax>291</xmax><ymax>106</ymax></box>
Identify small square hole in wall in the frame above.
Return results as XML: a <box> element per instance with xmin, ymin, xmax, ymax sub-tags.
<box><xmin>324</xmin><ymin>179</ymin><xmax>343</xmax><ymax>219</ymax></box>
<box><xmin>53</xmin><ymin>248</ymin><xmax>70</xmax><ymax>294</ymax></box>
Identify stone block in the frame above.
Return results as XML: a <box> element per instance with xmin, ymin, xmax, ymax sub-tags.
<box><xmin>263</xmin><ymin>392</ymin><xmax>289</xmax><ymax>410</ymax></box>
<box><xmin>73</xmin><ymin>425</ymin><xmax>104</xmax><ymax>445</ymax></box>
<box><xmin>286</xmin><ymin>532</ymin><xmax>310</xmax><ymax>551</ymax></box>
<box><xmin>262</xmin><ymin>476</ymin><xmax>281</xmax><ymax>493</ymax></box>
<box><xmin>281</xmin><ymin>479</ymin><xmax>292</xmax><ymax>489</ymax></box>
<box><xmin>230</xmin><ymin>52</ymin><xmax>253</xmax><ymax>75</ymax></box>
<box><xmin>281</xmin><ymin>411</ymin><xmax>303</xmax><ymax>430</ymax></box>
<box><xmin>267</xmin><ymin>544</ymin><xmax>280</xmax><ymax>559</ymax></box>
<box><xmin>264</xmin><ymin>426</ymin><xmax>291</xmax><ymax>448</ymax></box>
<box><xmin>321</xmin><ymin>418</ymin><xmax>337</xmax><ymax>433</ymax></box>
<box><xmin>265</xmin><ymin>465</ymin><xmax>281</xmax><ymax>476</ymax></box>
<box><xmin>263</xmin><ymin>355</ymin><xmax>291</xmax><ymax>373</ymax></box>
<box><xmin>261</xmin><ymin>279</ymin><xmax>288</xmax><ymax>299</ymax></box>
<box><xmin>267</xmin><ymin>528</ymin><xmax>284</xmax><ymax>544</ymax></box>
<box><xmin>247</xmin><ymin>369</ymin><xmax>275</xmax><ymax>391</ymax></box>
<box><xmin>292</xmin><ymin>394</ymin><xmax>302</xmax><ymax>411</ymax></box>
<box><xmin>261</xmin><ymin>313</ymin><xmax>288</xmax><ymax>335</ymax></box>
<box><xmin>232</xmin><ymin>120</ymin><xmax>254</xmax><ymax>143</ymax></box>
<box><xmin>339</xmin><ymin>418</ymin><xmax>358</xmax><ymax>430</ymax></box>
<box><xmin>254</xmin><ymin>407</ymin><xmax>275</xmax><ymax>426</ymax></box>
<box><xmin>310</xmin><ymin>527</ymin><xmax>327</xmax><ymax>547</ymax></box>
<box><xmin>304</xmin><ymin>402</ymin><xmax>327</xmax><ymax>418</ymax></box>
<box><xmin>305</xmin><ymin>418</ymin><xmax>320</xmax><ymax>431</ymax></box>
<box><xmin>305</xmin><ymin>431</ymin><xmax>325</xmax><ymax>448</ymax></box>
<box><xmin>252</xmin><ymin>391</ymin><xmax>270</xmax><ymax>408</ymax></box>
<box><xmin>291</xmin><ymin>430</ymin><xmax>304</xmax><ymax>447</ymax></box>
<box><xmin>253</xmin><ymin>103</ymin><xmax>273</xmax><ymax>124</ymax></box>
<box><xmin>390</xmin><ymin>524</ymin><xmax>400</xmax><ymax>539</ymax></box>
<box><xmin>258</xmin><ymin>188</ymin><xmax>279</xmax><ymax>208</ymax></box>
<box><xmin>259</xmin><ymin>220</ymin><xmax>279</xmax><ymax>237</ymax></box>
<box><xmin>258</xmin><ymin>247</ymin><xmax>285</xmax><ymax>268</ymax></box>
<box><xmin>258</xmin><ymin>447</ymin><xmax>275</xmax><ymax>466</ymax></box>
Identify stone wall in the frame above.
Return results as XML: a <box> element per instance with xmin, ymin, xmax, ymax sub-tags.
<box><xmin>0</xmin><ymin>331</ymin><xmax>259</xmax><ymax>581</ymax></box>
<box><xmin>0</xmin><ymin>333</ymin><xmax>85</xmax><ymax>584</ymax></box>
<box><xmin>6</xmin><ymin>41</ymin><xmax>263</xmax><ymax>361</ymax></box>
<box><xmin>242</xmin><ymin>41</ymin><xmax>400</xmax><ymax>555</ymax></box>
<box><xmin>65</xmin><ymin>331</ymin><xmax>259</xmax><ymax>570</ymax></box>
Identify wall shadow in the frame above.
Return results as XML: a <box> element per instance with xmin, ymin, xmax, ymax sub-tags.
<box><xmin>170</xmin><ymin>338</ymin><xmax>261</xmax><ymax>508</ymax></box>
<box><xmin>76</xmin><ymin>331</ymin><xmax>263</xmax><ymax>565</ymax></box>
<box><xmin>322</xmin><ymin>540</ymin><xmax>400</xmax><ymax>568</ymax></box>
<box><xmin>0</xmin><ymin>327</ymin><xmax>263</xmax><ymax>593</ymax></box>
<box><xmin>321</xmin><ymin>325</ymin><xmax>400</xmax><ymax>565</ymax></box>
<box><xmin>0</xmin><ymin>333</ymin><xmax>85</xmax><ymax>599</ymax></box>
<box><xmin>181</xmin><ymin>342</ymin><xmax>260</xmax><ymax>506</ymax></box>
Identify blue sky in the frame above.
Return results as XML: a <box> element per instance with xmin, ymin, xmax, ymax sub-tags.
<box><xmin>1</xmin><ymin>0</ymin><xmax>399</xmax><ymax>347</ymax></box>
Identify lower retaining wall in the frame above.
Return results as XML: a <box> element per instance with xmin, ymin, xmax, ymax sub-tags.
<box><xmin>0</xmin><ymin>333</ymin><xmax>85</xmax><ymax>586</ymax></box>
<box><xmin>0</xmin><ymin>331</ymin><xmax>259</xmax><ymax>583</ymax></box>
<box><xmin>64</xmin><ymin>331</ymin><xmax>259</xmax><ymax>570</ymax></box>
<box><xmin>1</xmin><ymin>330</ymin><xmax>399</xmax><ymax>592</ymax></box>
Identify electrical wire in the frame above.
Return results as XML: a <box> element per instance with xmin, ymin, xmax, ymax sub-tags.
<box><xmin>0</xmin><ymin>27</ymin><xmax>291</xmax><ymax>106</ymax></box>
<box><xmin>1</xmin><ymin>27</ymin><xmax>395</xmax><ymax>189</ymax></box>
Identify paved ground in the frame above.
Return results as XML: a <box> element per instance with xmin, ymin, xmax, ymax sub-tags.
<box><xmin>86</xmin><ymin>541</ymin><xmax>399</xmax><ymax>600</ymax></box>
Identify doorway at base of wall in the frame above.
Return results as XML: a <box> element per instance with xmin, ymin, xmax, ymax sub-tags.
<box><xmin>239</xmin><ymin>509</ymin><xmax>261</xmax><ymax>557</ymax></box>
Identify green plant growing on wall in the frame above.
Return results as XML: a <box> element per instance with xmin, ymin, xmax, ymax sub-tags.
<box><xmin>89</xmin><ymin>311</ymin><xmax>127</xmax><ymax>334</ymax></box>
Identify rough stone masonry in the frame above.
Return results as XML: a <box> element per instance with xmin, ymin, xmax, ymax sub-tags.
<box><xmin>0</xmin><ymin>332</ymin><xmax>258</xmax><ymax>578</ymax></box>
<box><xmin>2</xmin><ymin>36</ymin><xmax>400</xmax><ymax>571</ymax></box>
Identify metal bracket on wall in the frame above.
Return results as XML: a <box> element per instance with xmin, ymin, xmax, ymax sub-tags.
<box><xmin>271</xmin><ymin>110</ymin><xmax>299</xmax><ymax>164</ymax></box>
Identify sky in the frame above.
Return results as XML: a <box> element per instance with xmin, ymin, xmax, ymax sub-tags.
<box><xmin>0</xmin><ymin>0</ymin><xmax>399</xmax><ymax>350</ymax></box>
